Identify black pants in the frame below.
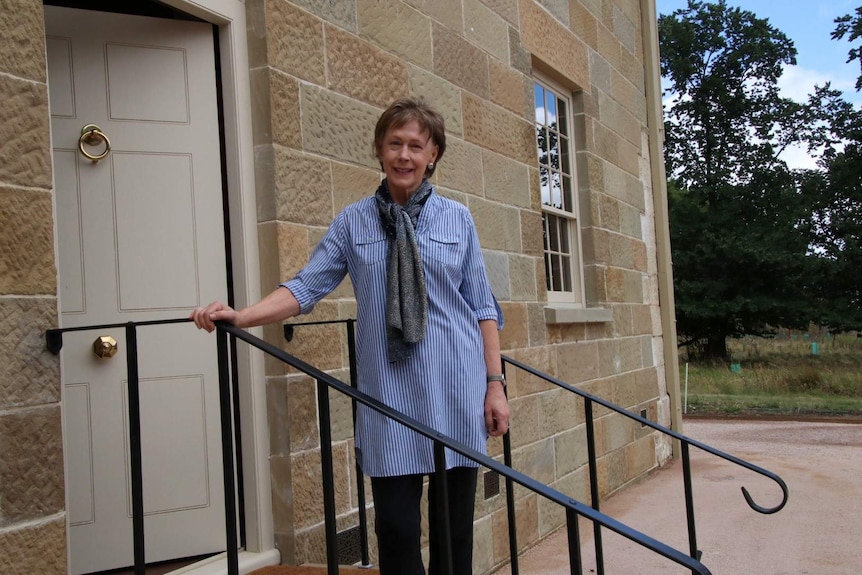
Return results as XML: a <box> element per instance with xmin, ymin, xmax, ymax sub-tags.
<box><xmin>370</xmin><ymin>467</ymin><xmax>479</xmax><ymax>575</ymax></box>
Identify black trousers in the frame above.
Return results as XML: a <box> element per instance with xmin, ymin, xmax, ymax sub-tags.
<box><xmin>370</xmin><ymin>466</ymin><xmax>479</xmax><ymax>575</ymax></box>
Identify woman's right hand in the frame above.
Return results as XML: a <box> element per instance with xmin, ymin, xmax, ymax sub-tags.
<box><xmin>190</xmin><ymin>301</ymin><xmax>239</xmax><ymax>332</ymax></box>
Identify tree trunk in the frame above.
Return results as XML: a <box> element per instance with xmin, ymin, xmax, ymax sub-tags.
<box><xmin>705</xmin><ymin>335</ymin><xmax>729</xmax><ymax>361</ymax></box>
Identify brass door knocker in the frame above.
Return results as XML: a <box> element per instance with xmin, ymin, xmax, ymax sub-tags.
<box><xmin>78</xmin><ymin>124</ymin><xmax>111</xmax><ymax>163</ymax></box>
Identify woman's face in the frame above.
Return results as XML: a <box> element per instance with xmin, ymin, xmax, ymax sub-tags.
<box><xmin>379</xmin><ymin>120</ymin><xmax>439</xmax><ymax>203</ymax></box>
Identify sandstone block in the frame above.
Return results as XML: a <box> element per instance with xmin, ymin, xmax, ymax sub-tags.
<box><xmin>554</xmin><ymin>424</ymin><xmax>588</xmax><ymax>476</ymax></box>
<box><xmin>291</xmin><ymin>442</ymin><xmax>351</xmax><ymax>529</ymax></box>
<box><xmin>357</xmin><ymin>0</ymin><xmax>432</xmax><ymax>70</ymax></box>
<box><xmin>596</xmin><ymin>447</ymin><xmax>626</xmax><ymax>498</ymax></box>
<box><xmin>602</xmin><ymin>160</ymin><xmax>644</xmax><ymax>209</ymax></box>
<box><xmin>509</xmin><ymin>254</ymin><xmax>538</xmax><ymax>301</ymax></box>
<box><xmin>266</xmin><ymin>377</ymin><xmax>291</xmax><ymax>456</ymax></box>
<box><xmin>569</xmin><ymin>0</ymin><xmax>599</xmax><ymax>49</ymax></box>
<box><xmin>599</xmin><ymin>90</ymin><xmax>641</xmax><ymax>147</ymax></box>
<box><xmin>464</xmin><ymin>92</ymin><xmax>535</xmax><ymax>165</ymax></box>
<box><xmin>520</xmin><ymin>209</ymin><xmax>543</xmax><ymax>258</ymax></box>
<box><xmin>327</xmin><ymin>377</ymin><xmax>356</xmax><ymax>442</ymax></box>
<box><xmin>519</xmin><ymin>0</ymin><xmax>589</xmax><ymax>89</ymax></box>
<box><xmin>489</xmin><ymin>60</ymin><xmax>532</xmax><ymax>119</ymax></box>
<box><xmin>483</xmin><ymin>150</ymin><xmax>531</xmax><ymax>207</ymax></box>
<box><xmin>470</xmin><ymin>196</ymin><xmax>523</xmax><ymax>252</ymax></box>
<box><xmin>511</xmin><ymin>436</ymin><xmax>555</xmax><ymax>485</ymax></box>
<box><xmin>407</xmin><ymin>66</ymin><xmax>463</xmax><ymax>135</ymax></box>
<box><xmin>435</xmin><ymin>136</ymin><xmax>484</xmax><ymax>196</ymax></box>
<box><xmin>538</xmin><ymin>387</ymin><xmax>582</xmax><ymax>437</ymax></box>
<box><xmin>599</xmin><ymin>192</ymin><xmax>621</xmax><ymax>231</ymax></box>
<box><xmin>509</xmin><ymin>394</ymin><xmax>541</xmax><ymax>449</ymax></box>
<box><xmin>0</xmin><ymin>515</ymin><xmax>66</xmax><ymax>574</ymax></box>
<box><xmin>269</xmin><ymin>454</ymin><xmax>294</xmax><ymax>532</ymax></box>
<box><xmin>504</xmin><ymin>345</ymin><xmax>555</xmax><ymax>397</ymax></box>
<box><xmin>590</xmin><ymin>50</ymin><xmax>612</xmax><ymax>94</ymax></box>
<box><xmin>483</xmin><ymin>249</ymin><xmax>511</xmax><ymax>301</ymax></box>
<box><xmin>266</xmin><ymin>0</ymin><xmax>325</xmax><ymax>84</ymax></box>
<box><xmin>611</xmin><ymin>68</ymin><xmax>648</xmax><ymax>123</ymax></box>
<box><xmin>0</xmin><ymin>188</ymin><xmax>56</xmax><ymax>295</ymax></box>
<box><xmin>498</xmin><ymin>302</ymin><xmax>528</xmax><ymax>350</ymax></box>
<box><xmin>270</xmin><ymin>70</ymin><xmax>303</xmax><ymax>149</ymax></box>
<box><xmin>513</xmin><ymin>493</ymin><xmax>540</xmax><ymax>551</ymax></box>
<box><xmin>536</xmin><ymin>483</ymin><xmax>565</xmax><ymax>536</ymax></box>
<box><xmin>0</xmin><ymin>298</ymin><xmax>59</xmax><ymax>410</ymax></box>
<box><xmin>0</xmin><ymin>0</ymin><xmax>47</xmax><ymax>82</ymax></box>
<box><xmin>612</xmin><ymin>4</ymin><xmax>637</xmax><ymax>54</ymax></box>
<box><xmin>432</xmin><ymin>23</ymin><xmax>490</xmax><ymax>99</ymax></box>
<box><xmin>283</xmin><ymin>302</ymin><xmax>344</xmax><ymax>373</ymax></box>
<box><xmin>471</xmin><ymin>514</ymin><xmax>494</xmax><ymax>574</ymax></box>
<box><xmin>286</xmin><ymin>376</ymin><xmax>320</xmax><ymax>453</ymax></box>
<box><xmin>483</xmin><ymin>0</ymin><xmax>519</xmax><ymax>25</ymax></box>
<box><xmin>0</xmin><ymin>75</ymin><xmax>51</xmax><ymax>189</ymax></box>
<box><xmin>593</xmin><ymin>120</ymin><xmax>640</xmax><ymax>176</ymax></box>
<box><xmin>508</xmin><ymin>26</ymin><xmax>532</xmax><ymax>75</ymax></box>
<box><xmin>596</xmin><ymin>21</ymin><xmax>621</xmax><ymax>72</ymax></box>
<box><xmin>332</xmin><ymin>162</ymin><xmax>380</xmax><ymax>216</ymax></box>
<box><xmin>289</xmin><ymin>0</ymin><xmax>357</xmax><ymax>32</ymax></box>
<box><xmin>254</xmin><ymin>145</ymin><xmax>277</xmax><ymax>222</ymax></box>
<box><xmin>463</xmin><ymin>0</ymin><xmax>509</xmax><ymax>62</ymax></box>
<box><xmin>326</xmin><ymin>25</ymin><xmax>408</xmax><ymax>108</ymax></box>
<box><xmin>0</xmin><ymin>405</ymin><xmax>65</xmax><ymax>524</ymax></box>
<box><xmin>405</xmin><ymin>0</ymin><xmax>463</xmax><ymax>32</ymax></box>
<box><xmin>274</xmin><ymin>146</ymin><xmax>333</xmax><ymax>226</ymax></box>
<box><xmin>619</xmin><ymin>201</ymin><xmax>643</xmax><ymax>238</ymax></box>
<box><xmin>619</xmin><ymin>41</ymin><xmax>646</xmax><ymax>91</ymax></box>
<box><xmin>300</xmin><ymin>85</ymin><xmax>380</xmax><ymax>170</ymax></box>
<box><xmin>626</xmin><ymin>434</ymin><xmax>656</xmax><ymax>478</ymax></box>
<box><xmin>526</xmin><ymin>302</ymin><xmax>548</xmax><ymax>347</ymax></box>
<box><xmin>555</xmin><ymin>340</ymin><xmax>599</xmax><ymax>384</ymax></box>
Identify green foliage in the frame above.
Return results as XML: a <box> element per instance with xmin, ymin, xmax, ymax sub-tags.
<box><xmin>659</xmin><ymin>1</ymin><xmax>821</xmax><ymax>357</ymax></box>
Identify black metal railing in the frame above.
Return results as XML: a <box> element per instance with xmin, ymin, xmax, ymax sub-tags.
<box><xmin>501</xmin><ymin>354</ymin><xmax>790</xmax><ymax>575</ymax></box>
<box><xmin>48</xmin><ymin>316</ymin><xmax>786</xmax><ymax>575</ymax></box>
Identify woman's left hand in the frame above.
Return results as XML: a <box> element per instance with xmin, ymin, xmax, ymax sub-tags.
<box><xmin>484</xmin><ymin>382</ymin><xmax>510</xmax><ymax>437</ymax></box>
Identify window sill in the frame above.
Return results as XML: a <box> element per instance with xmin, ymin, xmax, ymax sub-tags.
<box><xmin>544</xmin><ymin>304</ymin><xmax>613</xmax><ymax>325</ymax></box>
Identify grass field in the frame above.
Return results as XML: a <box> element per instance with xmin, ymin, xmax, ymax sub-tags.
<box><xmin>679</xmin><ymin>332</ymin><xmax>862</xmax><ymax>417</ymax></box>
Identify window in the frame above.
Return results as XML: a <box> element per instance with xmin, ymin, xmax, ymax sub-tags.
<box><xmin>534</xmin><ymin>78</ymin><xmax>584</xmax><ymax>304</ymax></box>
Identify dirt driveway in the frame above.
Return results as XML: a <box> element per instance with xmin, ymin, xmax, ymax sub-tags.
<box><xmin>496</xmin><ymin>418</ymin><xmax>862</xmax><ymax>574</ymax></box>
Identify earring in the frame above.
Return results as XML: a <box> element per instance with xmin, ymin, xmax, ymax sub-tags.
<box><xmin>428</xmin><ymin>162</ymin><xmax>435</xmax><ymax>170</ymax></box>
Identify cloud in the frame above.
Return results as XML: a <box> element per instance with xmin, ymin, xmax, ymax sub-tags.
<box><xmin>778</xmin><ymin>64</ymin><xmax>858</xmax><ymax>103</ymax></box>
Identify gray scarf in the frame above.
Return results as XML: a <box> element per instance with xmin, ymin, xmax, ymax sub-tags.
<box><xmin>375</xmin><ymin>179</ymin><xmax>432</xmax><ymax>362</ymax></box>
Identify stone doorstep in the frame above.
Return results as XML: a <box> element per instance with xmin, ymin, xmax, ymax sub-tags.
<box><xmin>249</xmin><ymin>566</ymin><xmax>379</xmax><ymax>575</ymax></box>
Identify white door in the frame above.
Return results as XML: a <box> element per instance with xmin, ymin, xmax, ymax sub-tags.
<box><xmin>46</xmin><ymin>7</ymin><xmax>231</xmax><ymax>574</ymax></box>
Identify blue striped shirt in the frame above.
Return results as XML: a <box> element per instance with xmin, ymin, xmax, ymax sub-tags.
<box><xmin>283</xmin><ymin>190</ymin><xmax>503</xmax><ymax>477</ymax></box>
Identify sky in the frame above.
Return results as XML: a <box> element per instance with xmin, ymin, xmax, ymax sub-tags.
<box><xmin>655</xmin><ymin>0</ymin><xmax>862</xmax><ymax>169</ymax></box>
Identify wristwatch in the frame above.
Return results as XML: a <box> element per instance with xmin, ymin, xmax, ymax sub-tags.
<box><xmin>486</xmin><ymin>374</ymin><xmax>506</xmax><ymax>387</ymax></box>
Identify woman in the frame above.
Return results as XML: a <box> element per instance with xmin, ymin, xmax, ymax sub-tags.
<box><xmin>191</xmin><ymin>98</ymin><xmax>509</xmax><ymax>574</ymax></box>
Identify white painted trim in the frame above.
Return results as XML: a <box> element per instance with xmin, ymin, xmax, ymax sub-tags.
<box><xmin>156</xmin><ymin>0</ymin><xmax>275</xmax><ymax>559</ymax></box>
<box><xmin>168</xmin><ymin>550</ymin><xmax>281</xmax><ymax>575</ymax></box>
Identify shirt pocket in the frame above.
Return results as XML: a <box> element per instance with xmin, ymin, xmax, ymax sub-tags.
<box><xmin>425</xmin><ymin>229</ymin><xmax>464</xmax><ymax>270</ymax></box>
<box><xmin>354</xmin><ymin>232</ymin><xmax>387</xmax><ymax>265</ymax></box>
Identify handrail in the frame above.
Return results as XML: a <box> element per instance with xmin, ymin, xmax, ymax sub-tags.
<box><xmin>48</xmin><ymin>317</ymin><xmax>717</xmax><ymax>575</ymax></box>
<box><xmin>221</xmin><ymin>321</ymin><xmax>713</xmax><ymax>575</ymax></box>
<box><xmin>502</xmin><ymin>352</ymin><xmax>789</xmax><ymax>574</ymax></box>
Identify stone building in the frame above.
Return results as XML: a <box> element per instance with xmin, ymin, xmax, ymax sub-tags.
<box><xmin>0</xmin><ymin>0</ymin><xmax>681</xmax><ymax>573</ymax></box>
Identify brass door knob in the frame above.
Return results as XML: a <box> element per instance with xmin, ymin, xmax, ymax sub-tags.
<box><xmin>93</xmin><ymin>336</ymin><xmax>118</xmax><ymax>359</ymax></box>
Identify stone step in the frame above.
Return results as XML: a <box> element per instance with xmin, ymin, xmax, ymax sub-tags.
<box><xmin>249</xmin><ymin>565</ymin><xmax>379</xmax><ymax>575</ymax></box>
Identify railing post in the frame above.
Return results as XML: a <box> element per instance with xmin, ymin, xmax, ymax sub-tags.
<box><xmin>317</xmin><ymin>377</ymin><xmax>339</xmax><ymax>574</ymax></box>
<box><xmin>216</xmin><ymin>326</ymin><xmax>240</xmax><ymax>575</ymax></box>
<box><xmin>501</xmin><ymin>364</ymin><xmax>519</xmax><ymax>575</ymax></box>
<box><xmin>584</xmin><ymin>399</ymin><xmax>604</xmax><ymax>575</ymax></box>
<box><xmin>125</xmin><ymin>322</ymin><xmax>146</xmax><ymax>575</ymax></box>
<box><xmin>565</xmin><ymin>508</ymin><xmax>583</xmax><ymax>574</ymax></box>
<box><xmin>433</xmin><ymin>442</ymin><xmax>454</xmax><ymax>575</ymax></box>
<box><xmin>346</xmin><ymin>319</ymin><xmax>372</xmax><ymax>567</ymax></box>
<box><xmin>681</xmin><ymin>441</ymin><xmax>701</xmax><ymax>573</ymax></box>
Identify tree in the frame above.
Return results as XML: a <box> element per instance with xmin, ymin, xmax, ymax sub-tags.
<box><xmin>659</xmin><ymin>1</ymin><xmax>821</xmax><ymax>359</ymax></box>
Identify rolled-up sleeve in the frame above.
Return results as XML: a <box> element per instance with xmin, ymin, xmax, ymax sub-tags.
<box><xmin>458</xmin><ymin>211</ymin><xmax>504</xmax><ymax>328</ymax></box>
<box><xmin>282</xmin><ymin>212</ymin><xmax>349</xmax><ymax>315</ymax></box>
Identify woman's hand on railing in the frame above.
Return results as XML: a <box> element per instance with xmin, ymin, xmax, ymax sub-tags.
<box><xmin>190</xmin><ymin>301</ymin><xmax>238</xmax><ymax>332</ymax></box>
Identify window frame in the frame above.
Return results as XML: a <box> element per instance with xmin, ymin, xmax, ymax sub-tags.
<box><xmin>533</xmin><ymin>74</ymin><xmax>586</xmax><ymax>305</ymax></box>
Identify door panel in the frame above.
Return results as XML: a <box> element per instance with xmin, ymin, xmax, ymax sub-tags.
<box><xmin>46</xmin><ymin>6</ymin><xmax>230</xmax><ymax>573</ymax></box>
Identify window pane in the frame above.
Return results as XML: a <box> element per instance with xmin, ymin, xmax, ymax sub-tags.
<box><xmin>560</xmin><ymin>135</ymin><xmax>571</xmax><ymax>174</ymax></box>
<box><xmin>551</xmin><ymin>254</ymin><xmax>562</xmax><ymax>291</ymax></box>
<box><xmin>550</xmin><ymin>134</ymin><xmax>560</xmax><ymax>170</ymax></box>
<box><xmin>544</xmin><ymin>252</ymin><xmax>552</xmax><ymax>291</ymax></box>
<box><xmin>537</xmin><ymin>126</ymin><xmax>548</xmax><ymax>164</ymax></box>
<box><xmin>534</xmin><ymin>84</ymin><xmax>544</xmax><ymax>124</ymax></box>
<box><xmin>551</xmin><ymin>173</ymin><xmax>562</xmax><ymax>209</ymax></box>
<box><xmin>548</xmin><ymin>214</ymin><xmax>559</xmax><ymax>252</ymax></box>
<box><xmin>561</xmin><ymin>256</ymin><xmax>572</xmax><ymax>291</ymax></box>
<box><xmin>560</xmin><ymin>217</ymin><xmax>570</xmax><ymax>253</ymax></box>
<box><xmin>558</xmin><ymin>98</ymin><xmax>568</xmax><ymax>137</ymax></box>
<box><xmin>542</xmin><ymin>213</ymin><xmax>550</xmax><ymax>251</ymax></box>
<box><xmin>546</xmin><ymin>92</ymin><xmax>557</xmax><ymax>127</ymax></box>
<box><xmin>562</xmin><ymin>175</ymin><xmax>573</xmax><ymax>214</ymax></box>
<box><xmin>540</xmin><ymin>167</ymin><xmax>551</xmax><ymax>206</ymax></box>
